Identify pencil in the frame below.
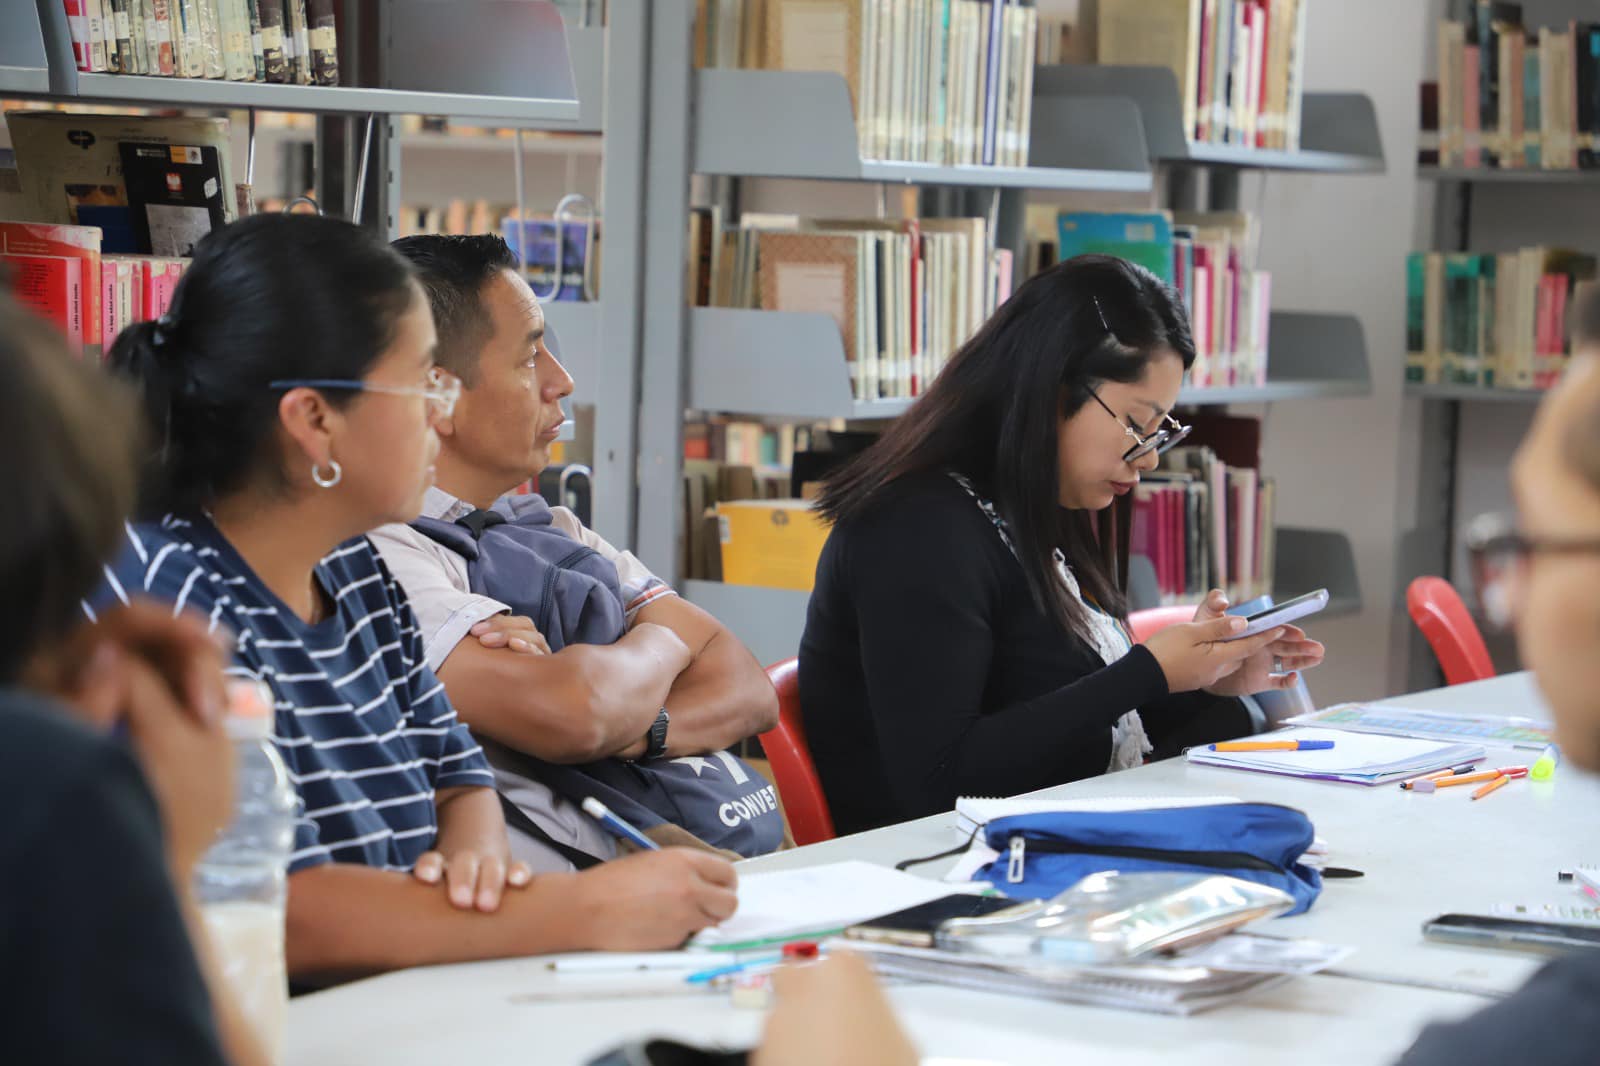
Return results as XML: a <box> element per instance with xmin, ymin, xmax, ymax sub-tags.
<box><xmin>1471</xmin><ymin>775</ymin><xmax>1512</xmax><ymax>801</ymax></box>
<box><xmin>1434</xmin><ymin>770</ymin><xmax>1505</xmax><ymax>789</ymax></box>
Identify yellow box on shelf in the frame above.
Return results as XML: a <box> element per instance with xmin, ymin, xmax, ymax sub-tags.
<box><xmin>716</xmin><ymin>499</ymin><xmax>831</xmax><ymax>592</ymax></box>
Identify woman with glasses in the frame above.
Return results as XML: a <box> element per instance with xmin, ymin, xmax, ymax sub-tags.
<box><xmin>102</xmin><ymin>214</ymin><xmax>737</xmax><ymax>985</ymax></box>
<box><xmin>798</xmin><ymin>254</ymin><xmax>1323</xmax><ymax>834</ymax></box>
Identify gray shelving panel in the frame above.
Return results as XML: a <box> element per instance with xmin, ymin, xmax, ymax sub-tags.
<box><xmin>1419</xmin><ymin>166</ymin><xmax>1600</xmax><ymax>184</ymax></box>
<box><xmin>452</xmin><ymin>27</ymin><xmax>606</xmax><ymax>133</ymax></box>
<box><xmin>682</xmin><ymin>580</ymin><xmax>810</xmax><ymax>668</ymax></box>
<box><xmin>540</xmin><ymin>301</ymin><xmax>599</xmax><ymax>406</ymax></box>
<box><xmin>1032</xmin><ymin>65</ymin><xmax>1385</xmax><ymax>173</ymax></box>
<box><xmin>689</xmin><ymin>307</ymin><xmax>1369</xmax><ymax>420</ymax></box>
<box><xmin>693</xmin><ymin>69</ymin><xmax>1153</xmax><ymax>191</ymax></box>
<box><xmin>1273</xmin><ymin>528</ymin><xmax>1362</xmax><ymax>618</ymax></box>
<box><xmin>0</xmin><ymin>1</ymin><xmax>51</xmax><ymax>95</ymax></box>
<box><xmin>19</xmin><ymin>0</ymin><xmax>579</xmax><ymax>122</ymax></box>
<box><xmin>1405</xmin><ymin>383</ymin><xmax>1546</xmax><ymax>403</ymax></box>
<box><xmin>1180</xmin><ymin>312</ymin><xmax>1372</xmax><ymax>405</ymax></box>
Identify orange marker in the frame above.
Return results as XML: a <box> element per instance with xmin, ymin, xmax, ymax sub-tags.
<box><xmin>1471</xmin><ymin>775</ymin><xmax>1512</xmax><ymax>801</ymax></box>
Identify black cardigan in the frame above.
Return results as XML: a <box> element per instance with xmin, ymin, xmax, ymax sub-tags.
<box><xmin>798</xmin><ymin>469</ymin><xmax>1253</xmax><ymax>836</ymax></box>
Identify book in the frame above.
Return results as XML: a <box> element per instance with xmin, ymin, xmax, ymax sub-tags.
<box><xmin>284</xmin><ymin>0</ymin><xmax>310</xmax><ymax>84</ymax></box>
<box><xmin>1285</xmin><ymin>704</ymin><xmax>1554</xmax><ymax>750</ymax></box>
<box><xmin>245</xmin><ymin>0</ymin><xmax>266</xmax><ymax>80</ymax></box>
<box><xmin>8</xmin><ymin>113</ymin><xmax>234</xmax><ymax>250</ymax></box>
<box><xmin>0</xmin><ymin>220</ymin><xmax>103</xmax><ymax>356</ymax></box>
<box><xmin>1056</xmin><ymin>211</ymin><xmax>1175</xmax><ymax>283</ymax></box>
<box><xmin>257</xmin><ymin>0</ymin><xmax>286</xmax><ymax>80</ymax></box>
<box><xmin>63</xmin><ymin>1</ymin><xmax>93</xmax><ymax>72</ymax></box>
<box><xmin>148</xmin><ymin>0</ymin><xmax>175</xmax><ymax>75</ymax></box>
<box><xmin>1097</xmin><ymin>0</ymin><xmax>1203</xmax><ymax>142</ymax></box>
<box><xmin>1186</xmin><ymin>727</ymin><xmax>1488</xmax><ymax>786</ymax></box>
<box><xmin>118</xmin><ymin>141</ymin><xmax>229</xmax><ymax>257</ymax></box>
<box><xmin>217</xmin><ymin>0</ymin><xmax>253</xmax><ymax>80</ymax></box>
<box><xmin>128</xmin><ymin>0</ymin><xmax>150</xmax><ymax>74</ymax></box>
<box><xmin>307</xmin><ymin>0</ymin><xmax>338</xmax><ymax>85</ymax></box>
<box><xmin>3</xmin><ymin>252</ymin><xmax>84</xmax><ymax>351</ymax></box>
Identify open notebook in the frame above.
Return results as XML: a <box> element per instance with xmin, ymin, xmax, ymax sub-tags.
<box><xmin>1185</xmin><ymin>727</ymin><xmax>1486</xmax><ymax>785</ymax></box>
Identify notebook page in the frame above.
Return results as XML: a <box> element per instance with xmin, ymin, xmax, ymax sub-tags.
<box><xmin>1185</xmin><ymin>727</ymin><xmax>1483</xmax><ymax>776</ymax></box>
<box><xmin>691</xmin><ymin>861</ymin><xmax>959</xmax><ymax>948</ymax></box>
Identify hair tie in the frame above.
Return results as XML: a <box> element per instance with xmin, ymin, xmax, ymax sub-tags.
<box><xmin>151</xmin><ymin>314</ymin><xmax>178</xmax><ymax>349</ymax></box>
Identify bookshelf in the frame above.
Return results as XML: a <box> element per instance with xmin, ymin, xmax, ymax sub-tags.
<box><xmin>10</xmin><ymin>0</ymin><xmax>580</xmax><ymax>124</ymax></box>
<box><xmin>1405</xmin><ymin>384</ymin><xmax>1545</xmax><ymax>404</ymax></box>
<box><xmin>693</xmin><ymin>69</ymin><xmax>1154</xmax><ymax>192</ymax></box>
<box><xmin>598</xmin><ymin>0</ymin><xmax>1389</xmax><ymax>664</ymax></box>
<box><xmin>1418</xmin><ymin>167</ymin><xmax>1600</xmax><ymax>186</ymax></box>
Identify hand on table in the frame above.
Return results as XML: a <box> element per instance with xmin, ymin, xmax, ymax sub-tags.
<box><xmin>413</xmin><ymin>846</ymin><xmax>534</xmax><ymax>913</ymax></box>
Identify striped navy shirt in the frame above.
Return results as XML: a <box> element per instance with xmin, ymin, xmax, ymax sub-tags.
<box><xmin>91</xmin><ymin>515</ymin><xmax>495</xmax><ymax>873</ymax></box>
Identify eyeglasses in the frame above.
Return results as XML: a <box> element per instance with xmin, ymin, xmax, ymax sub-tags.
<box><xmin>268</xmin><ymin>366</ymin><xmax>461</xmax><ymax>420</ymax></box>
<box><xmin>1466</xmin><ymin>512</ymin><xmax>1600</xmax><ymax>630</ymax></box>
<box><xmin>1086</xmin><ymin>387</ymin><xmax>1191</xmax><ymax>462</ymax></box>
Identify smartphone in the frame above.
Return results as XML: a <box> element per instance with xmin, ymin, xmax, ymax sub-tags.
<box><xmin>1422</xmin><ymin>913</ymin><xmax>1600</xmax><ymax>955</ymax></box>
<box><xmin>1221</xmin><ymin>588</ymin><xmax>1329</xmax><ymax>641</ymax></box>
<box><xmin>843</xmin><ymin>894</ymin><xmax>1025</xmax><ymax>948</ymax></box>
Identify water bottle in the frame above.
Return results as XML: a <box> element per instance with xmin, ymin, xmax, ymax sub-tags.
<box><xmin>195</xmin><ymin>679</ymin><xmax>296</xmax><ymax>1063</ymax></box>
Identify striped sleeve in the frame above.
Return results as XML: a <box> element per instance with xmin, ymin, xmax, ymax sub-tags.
<box><xmin>381</xmin><ymin>557</ymin><xmax>494</xmax><ymax>793</ymax></box>
<box><xmin>85</xmin><ymin>524</ymin><xmax>235</xmax><ymax>637</ymax></box>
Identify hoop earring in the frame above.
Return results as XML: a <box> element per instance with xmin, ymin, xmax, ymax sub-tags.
<box><xmin>311</xmin><ymin>460</ymin><xmax>343</xmax><ymax>489</ymax></box>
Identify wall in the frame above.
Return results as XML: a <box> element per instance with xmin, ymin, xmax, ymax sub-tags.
<box><xmin>1239</xmin><ymin>0</ymin><xmax>1432</xmax><ymax>702</ymax></box>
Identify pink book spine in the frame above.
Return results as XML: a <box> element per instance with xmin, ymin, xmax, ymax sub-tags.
<box><xmin>1463</xmin><ymin>44</ymin><xmax>1482</xmax><ymax>168</ymax></box>
<box><xmin>101</xmin><ymin>260</ymin><xmax>121</xmax><ymax>356</ymax></box>
<box><xmin>1254</xmin><ymin>272</ymin><xmax>1272</xmax><ymax>387</ymax></box>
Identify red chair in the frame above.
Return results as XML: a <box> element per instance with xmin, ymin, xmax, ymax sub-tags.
<box><xmin>1407</xmin><ymin>576</ymin><xmax>1495</xmax><ymax>686</ymax></box>
<box><xmin>1128</xmin><ymin>606</ymin><xmax>1195</xmax><ymax>643</ymax></box>
<box><xmin>759</xmin><ymin>659</ymin><xmax>836</xmax><ymax>846</ymax></box>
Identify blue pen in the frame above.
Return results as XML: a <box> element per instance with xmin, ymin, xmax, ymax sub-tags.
<box><xmin>581</xmin><ymin>797</ymin><xmax>660</xmax><ymax>851</ymax></box>
<box><xmin>684</xmin><ymin>954</ymin><xmax>783</xmax><ymax>985</ymax></box>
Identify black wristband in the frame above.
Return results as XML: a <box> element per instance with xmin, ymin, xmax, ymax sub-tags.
<box><xmin>643</xmin><ymin>707</ymin><xmax>670</xmax><ymax>760</ymax></box>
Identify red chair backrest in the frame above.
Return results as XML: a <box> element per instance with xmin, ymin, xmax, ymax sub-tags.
<box><xmin>759</xmin><ymin>659</ymin><xmax>836</xmax><ymax>846</ymax></box>
<box><xmin>1406</xmin><ymin>577</ymin><xmax>1496</xmax><ymax>686</ymax></box>
<box><xmin>1127</xmin><ymin>606</ymin><xmax>1195</xmax><ymax>643</ymax></box>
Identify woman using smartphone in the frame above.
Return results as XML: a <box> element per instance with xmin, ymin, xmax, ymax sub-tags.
<box><xmin>799</xmin><ymin>255</ymin><xmax>1323</xmax><ymax>834</ymax></box>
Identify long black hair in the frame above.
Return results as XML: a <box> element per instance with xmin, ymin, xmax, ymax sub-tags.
<box><xmin>816</xmin><ymin>254</ymin><xmax>1195</xmax><ymax>641</ymax></box>
<box><xmin>108</xmin><ymin>213</ymin><xmax>419</xmax><ymax>516</ymax></box>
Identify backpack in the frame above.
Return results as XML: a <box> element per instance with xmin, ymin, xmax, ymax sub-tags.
<box><xmin>411</xmin><ymin>494</ymin><xmax>785</xmax><ymax>859</ymax></box>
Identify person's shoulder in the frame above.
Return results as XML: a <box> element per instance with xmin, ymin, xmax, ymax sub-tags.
<box><xmin>0</xmin><ymin>692</ymin><xmax>136</xmax><ymax>850</ymax></box>
<box><xmin>99</xmin><ymin>517</ymin><xmax>232</xmax><ymax>621</ymax></box>
<box><xmin>838</xmin><ymin>469</ymin><xmax>996</xmax><ymax>546</ymax></box>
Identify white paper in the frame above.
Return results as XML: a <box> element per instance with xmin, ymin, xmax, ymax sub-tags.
<box><xmin>1185</xmin><ymin>727</ymin><xmax>1486</xmax><ymax>782</ymax></box>
<box><xmin>692</xmin><ymin>861</ymin><xmax>959</xmax><ymax>948</ymax></box>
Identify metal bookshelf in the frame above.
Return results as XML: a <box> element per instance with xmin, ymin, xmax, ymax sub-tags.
<box><xmin>595</xmin><ymin>0</ymin><xmax>1391</xmax><ymax>658</ymax></box>
<box><xmin>1419</xmin><ymin>166</ymin><xmax>1600</xmax><ymax>185</ymax></box>
<box><xmin>1405</xmin><ymin>383</ymin><xmax>1547</xmax><ymax>403</ymax></box>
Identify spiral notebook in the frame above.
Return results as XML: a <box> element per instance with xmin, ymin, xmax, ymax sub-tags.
<box><xmin>1185</xmin><ymin>727</ymin><xmax>1486</xmax><ymax>785</ymax></box>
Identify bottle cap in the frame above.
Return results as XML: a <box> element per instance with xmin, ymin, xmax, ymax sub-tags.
<box><xmin>224</xmin><ymin>678</ymin><xmax>275</xmax><ymax>740</ymax></box>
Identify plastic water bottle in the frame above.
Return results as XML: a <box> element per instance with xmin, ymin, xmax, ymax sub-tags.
<box><xmin>195</xmin><ymin>679</ymin><xmax>296</xmax><ymax>1063</ymax></box>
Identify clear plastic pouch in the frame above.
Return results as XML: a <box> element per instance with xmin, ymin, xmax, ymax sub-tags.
<box><xmin>935</xmin><ymin>871</ymin><xmax>1296</xmax><ymax>965</ymax></box>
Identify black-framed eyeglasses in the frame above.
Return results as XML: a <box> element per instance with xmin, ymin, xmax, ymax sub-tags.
<box><xmin>1086</xmin><ymin>387</ymin><xmax>1192</xmax><ymax>462</ymax></box>
<box><xmin>1466</xmin><ymin>512</ymin><xmax>1600</xmax><ymax>629</ymax></box>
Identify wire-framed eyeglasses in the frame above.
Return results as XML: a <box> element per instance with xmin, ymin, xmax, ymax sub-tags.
<box><xmin>1086</xmin><ymin>387</ymin><xmax>1191</xmax><ymax>462</ymax></box>
<box><xmin>268</xmin><ymin>366</ymin><xmax>461</xmax><ymax>420</ymax></box>
<box><xmin>1466</xmin><ymin>512</ymin><xmax>1600</xmax><ymax>630</ymax></box>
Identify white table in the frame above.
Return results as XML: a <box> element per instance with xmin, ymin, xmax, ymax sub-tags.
<box><xmin>287</xmin><ymin>673</ymin><xmax>1592</xmax><ymax>1066</ymax></box>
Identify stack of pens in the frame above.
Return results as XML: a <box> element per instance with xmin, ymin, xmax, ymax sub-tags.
<box><xmin>1399</xmin><ymin>764</ymin><xmax>1527</xmax><ymax>800</ymax></box>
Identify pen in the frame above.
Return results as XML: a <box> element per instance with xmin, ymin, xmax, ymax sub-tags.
<box><xmin>1471</xmin><ymin>775</ymin><xmax>1512</xmax><ymax>801</ymax></box>
<box><xmin>1400</xmin><ymin>763</ymin><xmax>1481</xmax><ymax>789</ymax></box>
<box><xmin>581</xmin><ymin>797</ymin><xmax>660</xmax><ymax>851</ymax></box>
<box><xmin>684</xmin><ymin>954</ymin><xmax>784</xmax><ymax>985</ymax></box>
<box><xmin>1433</xmin><ymin>767</ymin><xmax>1528</xmax><ymax>789</ymax></box>
<box><xmin>547</xmin><ymin>953</ymin><xmax>709</xmax><ymax>974</ymax></box>
<box><xmin>1208</xmin><ymin>739</ymin><xmax>1335</xmax><ymax>752</ymax></box>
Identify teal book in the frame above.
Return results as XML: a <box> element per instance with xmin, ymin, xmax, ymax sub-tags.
<box><xmin>1524</xmin><ymin>39</ymin><xmax>1542</xmax><ymax>168</ymax></box>
<box><xmin>1056</xmin><ymin>211</ymin><xmax>1175</xmax><ymax>283</ymax></box>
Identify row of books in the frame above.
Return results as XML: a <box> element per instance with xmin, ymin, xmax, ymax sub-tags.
<box><xmin>1133</xmin><ymin>441</ymin><xmax>1276</xmax><ymax>607</ymax></box>
<box><xmin>1094</xmin><ymin>0</ymin><xmax>1310</xmax><ymax>151</ymax></box>
<box><xmin>1423</xmin><ymin>5</ymin><xmax>1600</xmax><ymax>171</ymax></box>
<box><xmin>61</xmin><ymin>0</ymin><xmax>339</xmax><ymax>85</ymax></box>
<box><xmin>1045</xmin><ymin>210</ymin><xmax>1271</xmax><ymax>390</ymax></box>
<box><xmin>2</xmin><ymin>218</ymin><xmax>187</xmax><ymax>358</ymax></box>
<box><xmin>1405</xmin><ymin>249</ymin><xmax>1598</xmax><ymax>391</ymax></box>
<box><xmin>688</xmin><ymin>211</ymin><xmax>1010</xmax><ymax>402</ymax></box>
<box><xmin>6</xmin><ymin>112</ymin><xmax>235</xmax><ymax>255</ymax></box>
<box><xmin>697</xmin><ymin>0</ymin><xmax>1039</xmax><ymax>167</ymax></box>
<box><xmin>392</xmin><ymin>204</ymin><xmax>601</xmax><ymax>302</ymax></box>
